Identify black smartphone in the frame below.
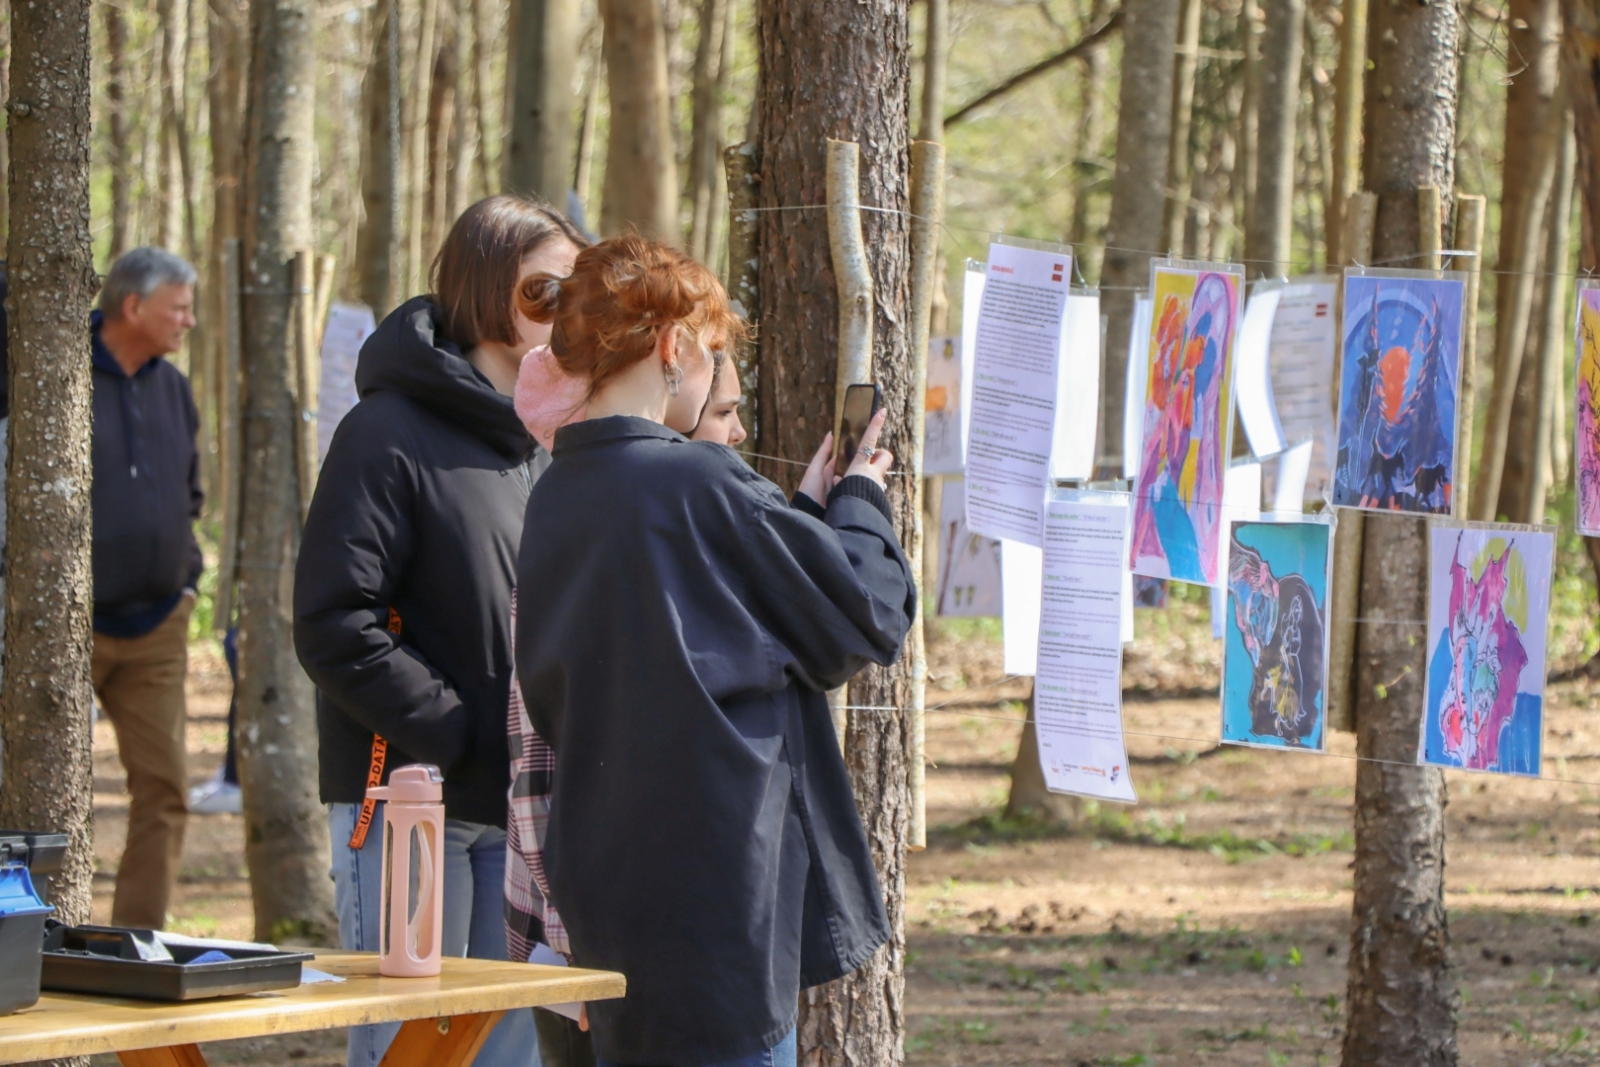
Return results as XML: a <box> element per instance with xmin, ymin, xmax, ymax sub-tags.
<box><xmin>835</xmin><ymin>383</ymin><xmax>883</xmax><ymax>478</ymax></box>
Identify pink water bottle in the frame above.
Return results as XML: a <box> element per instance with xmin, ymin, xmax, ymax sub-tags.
<box><xmin>366</xmin><ymin>764</ymin><xmax>445</xmax><ymax>977</ymax></box>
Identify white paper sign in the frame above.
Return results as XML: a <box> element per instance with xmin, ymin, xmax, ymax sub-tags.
<box><xmin>1263</xmin><ymin>280</ymin><xmax>1338</xmax><ymax>502</ymax></box>
<box><xmin>1001</xmin><ymin>538</ymin><xmax>1044</xmax><ymax>676</ymax></box>
<box><xmin>1050</xmin><ymin>293</ymin><xmax>1101</xmax><ymax>481</ymax></box>
<box><xmin>924</xmin><ymin>336</ymin><xmax>964</xmax><ymax>475</ymax></box>
<box><xmin>1122</xmin><ymin>295</ymin><xmax>1153</xmax><ymax>480</ymax></box>
<box><xmin>1272</xmin><ymin>438</ymin><xmax>1315</xmax><ymax>514</ymax></box>
<box><xmin>318</xmin><ymin>302</ymin><xmax>376</xmax><ymax>463</ymax></box>
<box><xmin>1034</xmin><ymin>492</ymin><xmax>1137</xmax><ymax>803</ymax></box>
<box><xmin>965</xmin><ymin>243</ymin><xmax>1072</xmax><ymax>546</ymax></box>
<box><xmin>1236</xmin><ymin>288</ymin><xmax>1287</xmax><ymax>456</ymax></box>
<box><xmin>935</xmin><ymin>480</ymin><xmax>1001</xmax><ymax>617</ymax></box>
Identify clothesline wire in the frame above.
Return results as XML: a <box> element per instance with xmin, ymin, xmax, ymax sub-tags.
<box><xmin>734</xmin><ymin>202</ymin><xmax>1591</xmax><ymax>286</ymax></box>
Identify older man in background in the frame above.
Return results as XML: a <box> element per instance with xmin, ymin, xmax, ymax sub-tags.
<box><xmin>91</xmin><ymin>247</ymin><xmax>202</xmax><ymax>930</ymax></box>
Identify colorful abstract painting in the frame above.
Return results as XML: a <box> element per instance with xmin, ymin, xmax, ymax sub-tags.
<box><xmin>1221</xmin><ymin>520</ymin><xmax>1330</xmax><ymax>750</ymax></box>
<box><xmin>1421</xmin><ymin>525</ymin><xmax>1552</xmax><ymax>777</ymax></box>
<box><xmin>1129</xmin><ymin>265</ymin><xmax>1240</xmax><ymax>585</ymax></box>
<box><xmin>1576</xmin><ymin>288</ymin><xmax>1600</xmax><ymax>536</ymax></box>
<box><xmin>1332</xmin><ymin>274</ymin><xmax>1464</xmax><ymax>514</ymax></box>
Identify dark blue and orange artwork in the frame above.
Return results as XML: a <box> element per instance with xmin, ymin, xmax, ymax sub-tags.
<box><xmin>1129</xmin><ymin>267</ymin><xmax>1240</xmax><ymax>586</ymax></box>
<box><xmin>1332</xmin><ymin>275</ymin><xmax>1464</xmax><ymax>514</ymax></box>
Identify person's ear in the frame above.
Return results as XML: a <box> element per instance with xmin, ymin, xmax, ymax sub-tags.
<box><xmin>121</xmin><ymin>292</ymin><xmax>142</xmax><ymax>324</ymax></box>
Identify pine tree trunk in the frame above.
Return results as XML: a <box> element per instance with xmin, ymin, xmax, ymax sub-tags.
<box><xmin>105</xmin><ymin>0</ymin><xmax>131</xmax><ymax>259</ymax></box>
<box><xmin>0</xmin><ymin>9</ymin><xmax>11</xmax><ymax>256</ymax></box>
<box><xmin>471</xmin><ymin>0</ymin><xmax>498</xmax><ymax>199</ymax></box>
<box><xmin>599</xmin><ymin>0</ymin><xmax>678</xmax><ymax>240</ymax></box>
<box><xmin>687</xmin><ymin>0</ymin><xmax>729</xmax><ymax>264</ymax></box>
<box><xmin>425</xmin><ymin>33</ymin><xmax>457</xmax><ymax>263</ymax></box>
<box><xmin>1067</xmin><ymin>0</ymin><xmax>1111</xmax><ymax>258</ymax></box>
<box><xmin>357</xmin><ymin>0</ymin><xmax>401</xmax><ymax>318</ymax></box>
<box><xmin>504</xmin><ymin>0</ymin><xmax>579</xmax><ymax>206</ymax></box>
<box><xmin>1340</xmin><ymin>0</ymin><xmax>1461</xmax><ymax>1053</ymax></box>
<box><xmin>206</xmin><ymin>0</ymin><xmax>247</xmax><ymax>518</ymax></box>
<box><xmin>1096</xmin><ymin>0</ymin><xmax>1178</xmax><ymax>474</ymax></box>
<box><xmin>755</xmin><ymin>3</ymin><xmax>912</xmax><ymax>1063</ymax></box>
<box><xmin>1486</xmin><ymin>0</ymin><xmax>1562</xmax><ymax>520</ymax></box>
<box><xmin>236</xmin><ymin>0</ymin><xmax>337</xmax><ymax>946</ymax></box>
<box><xmin>1328</xmin><ymin>0</ymin><xmax>1367</xmax><ymax>265</ymax></box>
<box><xmin>1162</xmin><ymin>0</ymin><xmax>1201</xmax><ymax>255</ymax></box>
<box><xmin>1246</xmin><ymin>0</ymin><xmax>1303</xmax><ymax>278</ymax></box>
<box><xmin>0</xmin><ymin>0</ymin><xmax>96</xmax><ymax>982</ymax></box>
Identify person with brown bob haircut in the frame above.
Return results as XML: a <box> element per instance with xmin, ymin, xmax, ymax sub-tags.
<box><xmin>294</xmin><ymin>195</ymin><xmax>586</xmax><ymax>1067</ymax></box>
<box><xmin>509</xmin><ymin>235</ymin><xmax>916</xmax><ymax>1067</ymax></box>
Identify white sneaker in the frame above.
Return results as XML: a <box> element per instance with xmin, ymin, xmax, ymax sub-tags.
<box><xmin>188</xmin><ymin>776</ymin><xmax>243</xmax><ymax>815</ymax></box>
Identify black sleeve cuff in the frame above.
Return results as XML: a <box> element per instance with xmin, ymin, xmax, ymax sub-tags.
<box><xmin>790</xmin><ymin>491</ymin><xmax>827</xmax><ymax>521</ymax></box>
<box><xmin>828</xmin><ymin>475</ymin><xmax>893</xmax><ymax>523</ymax></box>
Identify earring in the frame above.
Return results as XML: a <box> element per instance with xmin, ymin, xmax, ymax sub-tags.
<box><xmin>664</xmin><ymin>362</ymin><xmax>683</xmax><ymax>397</ymax></box>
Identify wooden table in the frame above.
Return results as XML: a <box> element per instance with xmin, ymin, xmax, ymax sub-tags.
<box><xmin>0</xmin><ymin>952</ymin><xmax>624</xmax><ymax>1067</ymax></box>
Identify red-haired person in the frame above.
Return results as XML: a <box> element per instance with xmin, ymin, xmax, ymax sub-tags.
<box><xmin>294</xmin><ymin>196</ymin><xmax>585</xmax><ymax>1067</ymax></box>
<box><xmin>509</xmin><ymin>236</ymin><xmax>915</xmax><ymax>1067</ymax></box>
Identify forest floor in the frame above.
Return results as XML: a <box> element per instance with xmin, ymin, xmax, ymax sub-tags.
<box><xmin>82</xmin><ymin>605</ymin><xmax>1600</xmax><ymax>1067</ymax></box>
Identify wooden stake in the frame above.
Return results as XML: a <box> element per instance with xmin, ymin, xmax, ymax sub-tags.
<box><xmin>1453</xmin><ymin>195</ymin><xmax>1486</xmax><ymax>519</ymax></box>
<box><xmin>292</xmin><ymin>249</ymin><xmax>319</xmax><ymax>523</ymax></box>
<box><xmin>313</xmin><ymin>253</ymin><xmax>337</xmax><ymax>353</ymax></box>
<box><xmin>827</xmin><ymin>139</ymin><xmax>875</xmax><ymax>433</ymax></box>
<box><xmin>906</xmin><ymin>140</ymin><xmax>945</xmax><ymax>852</ymax></box>
<box><xmin>1326</xmin><ymin>190</ymin><xmax>1374</xmax><ymax>733</ymax></box>
<box><xmin>214</xmin><ymin>238</ymin><xmax>245</xmax><ymax>632</ymax></box>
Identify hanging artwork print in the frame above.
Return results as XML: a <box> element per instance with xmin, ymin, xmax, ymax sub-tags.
<box><xmin>1221</xmin><ymin>520</ymin><xmax>1330</xmax><ymax>751</ymax></box>
<box><xmin>1576</xmin><ymin>286</ymin><xmax>1600</xmax><ymax>536</ymax></box>
<box><xmin>1421</xmin><ymin>524</ymin><xmax>1553</xmax><ymax>778</ymax></box>
<box><xmin>1332</xmin><ymin>272</ymin><xmax>1465</xmax><ymax>514</ymax></box>
<box><xmin>1129</xmin><ymin>263</ymin><xmax>1241</xmax><ymax>586</ymax></box>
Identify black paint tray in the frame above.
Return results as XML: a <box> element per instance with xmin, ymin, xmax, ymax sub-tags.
<box><xmin>41</xmin><ymin>923</ymin><xmax>313</xmax><ymax>1001</ymax></box>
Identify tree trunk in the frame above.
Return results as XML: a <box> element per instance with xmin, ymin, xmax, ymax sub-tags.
<box><xmin>1161</xmin><ymin>0</ymin><xmax>1201</xmax><ymax>255</ymax></box>
<box><xmin>207</xmin><ymin>0</ymin><xmax>247</xmax><ymax>518</ymax></box>
<box><xmin>1068</xmin><ymin>0</ymin><xmax>1112</xmax><ymax>262</ymax></box>
<box><xmin>688</xmin><ymin>0</ymin><xmax>729</xmax><ymax>263</ymax></box>
<box><xmin>1246</xmin><ymin>0</ymin><xmax>1303</xmax><ymax>277</ymax></box>
<box><xmin>425</xmin><ymin>30</ymin><xmax>457</xmax><ymax>264</ymax></box>
<box><xmin>1340</xmin><ymin>0</ymin><xmax>1461</xmax><ymax>1052</ymax></box>
<box><xmin>1004</xmin><ymin>691</ymin><xmax>1082</xmax><ymax>823</ymax></box>
<box><xmin>1239</xmin><ymin>0</ymin><xmax>1260</xmax><ymax>232</ymax></box>
<box><xmin>573</xmin><ymin>34</ymin><xmax>603</xmax><ymax>222</ymax></box>
<box><xmin>756</xmin><ymin>3</ymin><xmax>911</xmax><ymax>1063</ymax></box>
<box><xmin>0</xmin><ymin>9</ymin><xmax>10</xmax><ymax>256</ymax></box>
<box><xmin>599</xmin><ymin>0</ymin><xmax>678</xmax><ymax>240</ymax></box>
<box><xmin>236</xmin><ymin>0</ymin><xmax>336</xmax><ymax>945</ymax></box>
<box><xmin>357</xmin><ymin>0</ymin><xmax>401</xmax><ymax>318</ymax></box>
<box><xmin>1563</xmin><ymin>0</ymin><xmax>1600</xmax><ymax>623</ymax></box>
<box><xmin>1484</xmin><ymin>0</ymin><xmax>1562</xmax><ymax>520</ymax></box>
<box><xmin>1096</xmin><ymin>0</ymin><xmax>1179</xmax><ymax>475</ymax></box>
<box><xmin>105</xmin><ymin>0</ymin><xmax>131</xmax><ymax>259</ymax></box>
<box><xmin>404</xmin><ymin>0</ymin><xmax>440</xmax><ymax>293</ymax></box>
<box><xmin>1516</xmin><ymin>113</ymin><xmax>1575</xmax><ymax>524</ymax></box>
<box><xmin>1328</xmin><ymin>0</ymin><xmax>1367</xmax><ymax>265</ymax></box>
<box><xmin>0</xmin><ymin>0</ymin><xmax>96</xmax><ymax>970</ymax></box>
<box><xmin>504</xmin><ymin>0</ymin><xmax>579</xmax><ymax>206</ymax></box>
<box><xmin>471</xmin><ymin>0</ymin><xmax>498</xmax><ymax>198</ymax></box>
<box><xmin>919</xmin><ymin>0</ymin><xmax>947</xmax><ymax>144</ymax></box>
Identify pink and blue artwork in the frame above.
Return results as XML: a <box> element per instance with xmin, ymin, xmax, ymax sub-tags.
<box><xmin>1421</xmin><ymin>525</ymin><xmax>1552</xmax><ymax>777</ymax></box>
<box><xmin>1332</xmin><ymin>274</ymin><xmax>1464</xmax><ymax>515</ymax></box>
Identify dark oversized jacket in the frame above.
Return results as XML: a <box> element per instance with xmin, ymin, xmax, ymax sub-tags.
<box><xmin>90</xmin><ymin>312</ymin><xmax>204</xmax><ymax>637</ymax></box>
<box><xmin>295</xmin><ymin>296</ymin><xmax>542</xmax><ymax>827</ymax></box>
<box><xmin>515</xmin><ymin>416</ymin><xmax>917</xmax><ymax>1066</ymax></box>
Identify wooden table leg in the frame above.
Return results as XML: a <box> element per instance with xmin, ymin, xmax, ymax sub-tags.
<box><xmin>377</xmin><ymin>1011</ymin><xmax>506</xmax><ymax>1067</ymax></box>
<box><xmin>118</xmin><ymin>1046</ymin><xmax>209</xmax><ymax>1067</ymax></box>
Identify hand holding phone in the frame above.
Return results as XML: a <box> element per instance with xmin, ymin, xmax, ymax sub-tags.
<box><xmin>835</xmin><ymin>383</ymin><xmax>883</xmax><ymax>478</ymax></box>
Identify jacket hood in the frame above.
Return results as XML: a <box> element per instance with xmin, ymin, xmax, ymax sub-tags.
<box><xmin>356</xmin><ymin>296</ymin><xmax>533</xmax><ymax>458</ymax></box>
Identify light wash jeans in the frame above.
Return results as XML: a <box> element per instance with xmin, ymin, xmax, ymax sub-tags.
<box><xmin>329</xmin><ymin>803</ymin><xmax>541</xmax><ymax>1067</ymax></box>
<box><xmin>594</xmin><ymin>1030</ymin><xmax>796</xmax><ymax>1067</ymax></box>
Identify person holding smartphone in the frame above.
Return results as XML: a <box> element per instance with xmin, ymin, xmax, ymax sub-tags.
<box><xmin>511</xmin><ymin>234</ymin><xmax>915</xmax><ymax>1067</ymax></box>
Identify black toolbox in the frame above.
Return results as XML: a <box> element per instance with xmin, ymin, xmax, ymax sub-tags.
<box><xmin>41</xmin><ymin>924</ymin><xmax>313</xmax><ymax>1001</ymax></box>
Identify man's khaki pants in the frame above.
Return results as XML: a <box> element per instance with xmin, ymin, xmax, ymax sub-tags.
<box><xmin>93</xmin><ymin>596</ymin><xmax>194</xmax><ymax>930</ymax></box>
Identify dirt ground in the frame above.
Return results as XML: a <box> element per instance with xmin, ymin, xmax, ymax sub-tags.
<box><xmin>79</xmin><ymin>613</ymin><xmax>1600</xmax><ymax>1066</ymax></box>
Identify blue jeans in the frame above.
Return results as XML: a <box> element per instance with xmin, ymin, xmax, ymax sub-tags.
<box><xmin>594</xmin><ymin>1030</ymin><xmax>795</xmax><ymax>1067</ymax></box>
<box><xmin>328</xmin><ymin>803</ymin><xmax>541</xmax><ymax>1067</ymax></box>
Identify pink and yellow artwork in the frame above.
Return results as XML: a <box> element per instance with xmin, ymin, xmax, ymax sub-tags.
<box><xmin>1129</xmin><ymin>265</ymin><xmax>1240</xmax><ymax>586</ymax></box>
<box><xmin>1576</xmin><ymin>287</ymin><xmax>1600</xmax><ymax>536</ymax></box>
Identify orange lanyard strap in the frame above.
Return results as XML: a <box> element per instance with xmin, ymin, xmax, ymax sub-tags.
<box><xmin>348</xmin><ymin>608</ymin><xmax>403</xmax><ymax>850</ymax></box>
